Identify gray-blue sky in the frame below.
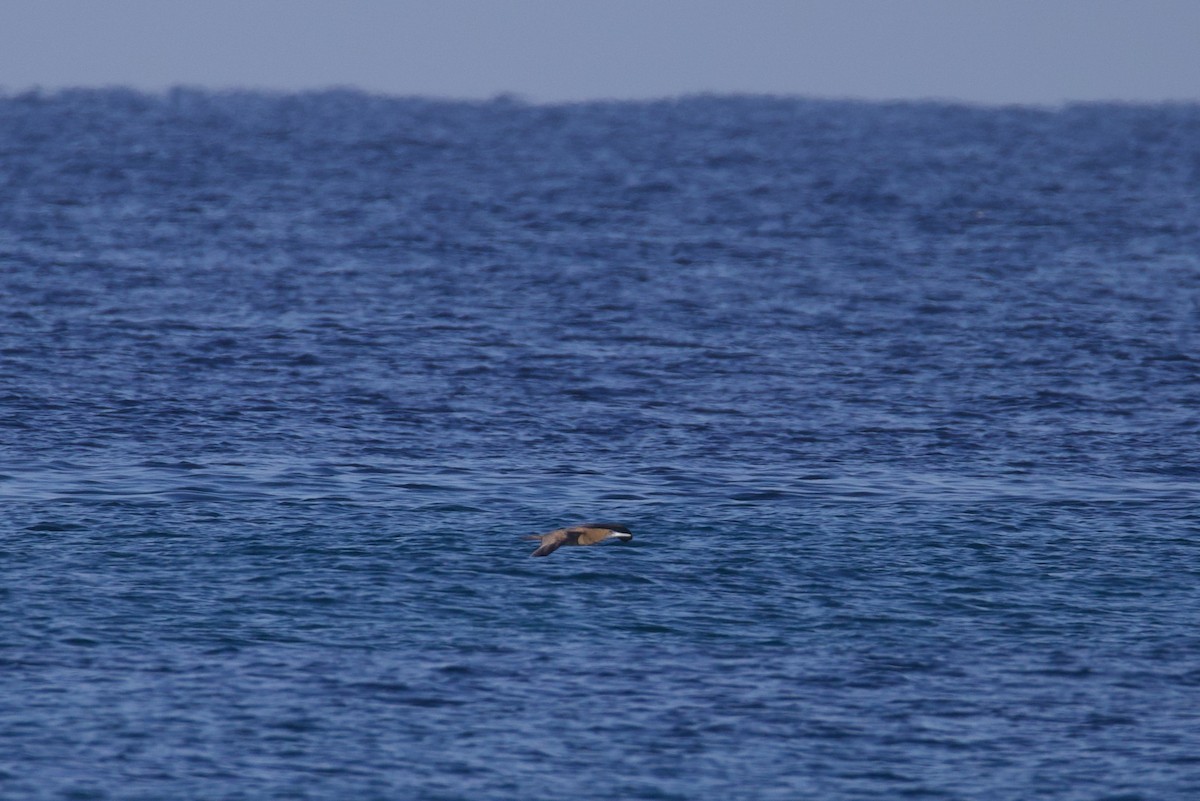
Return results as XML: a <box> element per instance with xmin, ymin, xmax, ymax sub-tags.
<box><xmin>3</xmin><ymin>0</ymin><xmax>1198</xmax><ymax>104</ymax></box>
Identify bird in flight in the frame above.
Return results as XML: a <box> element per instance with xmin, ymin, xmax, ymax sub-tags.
<box><xmin>526</xmin><ymin>523</ymin><xmax>633</xmax><ymax>557</ymax></box>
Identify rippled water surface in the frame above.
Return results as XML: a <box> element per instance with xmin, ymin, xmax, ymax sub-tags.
<box><xmin>3</xmin><ymin>90</ymin><xmax>1200</xmax><ymax>800</ymax></box>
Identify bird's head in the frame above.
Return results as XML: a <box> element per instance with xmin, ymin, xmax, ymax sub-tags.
<box><xmin>588</xmin><ymin>523</ymin><xmax>633</xmax><ymax>543</ymax></box>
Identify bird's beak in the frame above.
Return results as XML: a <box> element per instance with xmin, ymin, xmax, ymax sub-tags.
<box><xmin>612</xmin><ymin>532</ymin><xmax>633</xmax><ymax>543</ymax></box>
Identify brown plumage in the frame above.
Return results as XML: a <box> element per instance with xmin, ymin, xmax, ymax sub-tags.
<box><xmin>526</xmin><ymin>523</ymin><xmax>633</xmax><ymax>557</ymax></box>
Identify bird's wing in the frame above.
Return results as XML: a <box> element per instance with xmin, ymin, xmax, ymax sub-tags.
<box><xmin>530</xmin><ymin>530</ymin><xmax>568</xmax><ymax>557</ymax></box>
<box><xmin>570</xmin><ymin>527</ymin><xmax>615</xmax><ymax>546</ymax></box>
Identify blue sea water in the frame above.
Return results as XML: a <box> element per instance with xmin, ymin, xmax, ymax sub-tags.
<box><xmin>2</xmin><ymin>88</ymin><xmax>1199</xmax><ymax>800</ymax></box>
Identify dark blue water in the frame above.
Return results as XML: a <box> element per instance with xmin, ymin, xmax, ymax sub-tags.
<box><xmin>2</xmin><ymin>89</ymin><xmax>1199</xmax><ymax>800</ymax></box>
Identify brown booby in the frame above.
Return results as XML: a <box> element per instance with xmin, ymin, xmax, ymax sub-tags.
<box><xmin>526</xmin><ymin>523</ymin><xmax>633</xmax><ymax>557</ymax></box>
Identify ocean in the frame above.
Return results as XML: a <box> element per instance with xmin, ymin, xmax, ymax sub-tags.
<box><xmin>2</xmin><ymin>88</ymin><xmax>1198</xmax><ymax>800</ymax></box>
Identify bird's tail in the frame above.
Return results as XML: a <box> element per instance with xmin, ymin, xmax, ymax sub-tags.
<box><xmin>524</xmin><ymin>534</ymin><xmax>543</xmax><ymax>540</ymax></box>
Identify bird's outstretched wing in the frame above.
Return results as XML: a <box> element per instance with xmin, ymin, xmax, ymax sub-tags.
<box><xmin>530</xmin><ymin>529</ymin><xmax>569</xmax><ymax>557</ymax></box>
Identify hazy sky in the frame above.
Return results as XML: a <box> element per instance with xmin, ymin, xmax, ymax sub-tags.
<box><xmin>3</xmin><ymin>0</ymin><xmax>1198</xmax><ymax>105</ymax></box>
